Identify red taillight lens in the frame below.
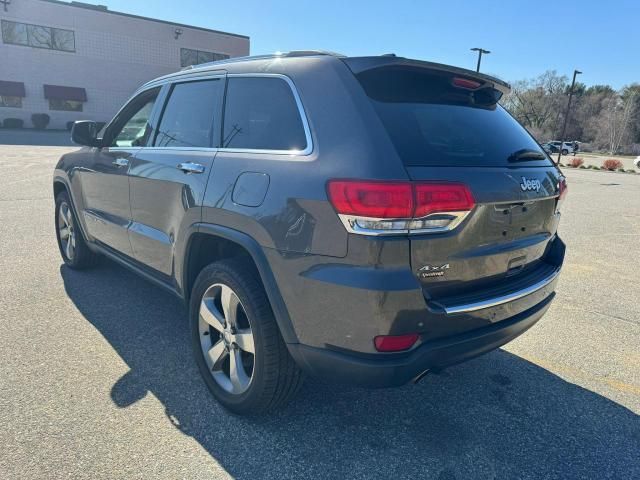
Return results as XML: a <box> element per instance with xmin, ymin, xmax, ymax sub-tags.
<box><xmin>327</xmin><ymin>180</ymin><xmax>475</xmax><ymax>219</ymax></box>
<box><xmin>414</xmin><ymin>183</ymin><xmax>475</xmax><ymax>217</ymax></box>
<box><xmin>558</xmin><ymin>177</ymin><xmax>568</xmax><ymax>201</ymax></box>
<box><xmin>374</xmin><ymin>334</ymin><xmax>419</xmax><ymax>352</ymax></box>
<box><xmin>327</xmin><ymin>180</ymin><xmax>413</xmax><ymax>218</ymax></box>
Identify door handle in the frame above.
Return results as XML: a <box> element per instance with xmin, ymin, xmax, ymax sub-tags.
<box><xmin>112</xmin><ymin>158</ymin><xmax>129</xmax><ymax>167</ymax></box>
<box><xmin>177</xmin><ymin>162</ymin><xmax>205</xmax><ymax>174</ymax></box>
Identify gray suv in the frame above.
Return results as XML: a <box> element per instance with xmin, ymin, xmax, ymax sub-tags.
<box><xmin>53</xmin><ymin>51</ymin><xmax>566</xmax><ymax>414</ymax></box>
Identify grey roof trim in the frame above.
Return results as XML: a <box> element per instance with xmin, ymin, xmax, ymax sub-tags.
<box><xmin>38</xmin><ymin>0</ymin><xmax>250</xmax><ymax>39</ymax></box>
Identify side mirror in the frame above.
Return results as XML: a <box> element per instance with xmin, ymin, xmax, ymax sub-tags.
<box><xmin>71</xmin><ymin>121</ymin><xmax>101</xmax><ymax>147</ymax></box>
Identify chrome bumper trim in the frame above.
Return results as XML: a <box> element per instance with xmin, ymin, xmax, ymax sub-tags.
<box><xmin>442</xmin><ymin>268</ymin><xmax>561</xmax><ymax>314</ymax></box>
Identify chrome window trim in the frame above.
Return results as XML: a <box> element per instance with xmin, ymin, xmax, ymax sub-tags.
<box><xmin>337</xmin><ymin>211</ymin><xmax>471</xmax><ymax>236</ymax></box>
<box><xmin>218</xmin><ymin>73</ymin><xmax>314</xmax><ymax>156</ymax></box>
<box><xmin>439</xmin><ymin>267</ymin><xmax>561</xmax><ymax>315</ymax></box>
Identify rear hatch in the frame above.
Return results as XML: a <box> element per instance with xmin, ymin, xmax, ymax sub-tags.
<box><xmin>346</xmin><ymin>58</ymin><xmax>564</xmax><ymax>304</ymax></box>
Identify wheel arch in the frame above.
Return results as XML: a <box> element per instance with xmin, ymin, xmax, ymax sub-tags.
<box><xmin>183</xmin><ymin>224</ymin><xmax>298</xmax><ymax>344</ymax></box>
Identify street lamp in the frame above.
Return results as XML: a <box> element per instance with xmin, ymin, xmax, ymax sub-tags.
<box><xmin>557</xmin><ymin>69</ymin><xmax>582</xmax><ymax>163</ymax></box>
<box><xmin>470</xmin><ymin>47</ymin><xmax>490</xmax><ymax>72</ymax></box>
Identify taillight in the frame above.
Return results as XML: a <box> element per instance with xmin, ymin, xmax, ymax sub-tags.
<box><xmin>558</xmin><ymin>177</ymin><xmax>568</xmax><ymax>201</ymax></box>
<box><xmin>556</xmin><ymin>177</ymin><xmax>568</xmax><ymax>211</ymax></box>
<box><xmin>326</xmin><ymin>181</ymin><xmax>413</xmax><ymax>218</ymax></box>
<box><xmin>327</xmin><ymin>180</ymin><xmax>475</xmax><ymax>236</ymax></box>
<box><xmin>374</xmin><ymin>333</ymin><xmax>419</xmax><ymax>352</ymax></box>
<box><xmin>452</xmin><ymin>77</ymin><xmax>482</xmax><ymax>89</ymax></box>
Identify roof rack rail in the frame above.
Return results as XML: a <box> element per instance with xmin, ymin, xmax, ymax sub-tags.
<box><xmin>180</xmin><ymin>50</ymin><xmax>344</xmax><ymax>71</ymax></box>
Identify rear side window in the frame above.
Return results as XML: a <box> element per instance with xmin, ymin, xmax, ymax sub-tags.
<box><xmin>222</xmin><ymin>77</ymin><xmax>307</xmax><ymax>151</ymax></box>
<box><xmin>357</xmin><ymin>67</ymin><xmax>552</xmax><ymax>167</ymax></box>
<box><xmin>154</xmin><ymin>79</ymin><xmax>223</xmax><ymax>148</ymax></box>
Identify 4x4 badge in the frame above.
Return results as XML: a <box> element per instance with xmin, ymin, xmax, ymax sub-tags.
<box><xmin>418</xmin><ymin>263</ymin><xmax>450</xmax><ymax>278</ymax></box>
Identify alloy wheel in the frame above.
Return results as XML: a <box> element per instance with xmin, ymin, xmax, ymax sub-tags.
<box><xmin>198</xmin><ymin>283</ymin><xmax>255</xmax><ymax>394</ymax></box>
<box><xmin>58</xmin><ymin>202</ymin><xmax>76</xmax><ymax>261</ymax></box>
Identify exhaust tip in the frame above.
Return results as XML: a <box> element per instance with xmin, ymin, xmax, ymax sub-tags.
<box><xmin>412</xmin><ymin>370</ymin><xmax>430</xmax><ymax>384</ymax></box>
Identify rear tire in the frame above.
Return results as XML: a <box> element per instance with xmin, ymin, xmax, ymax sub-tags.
<box><xmin>190</xmin><ymin>258</ymin><xmax>303</xmax><ymax>415</ymax></box>
<box><xmin>562</xmin><ymin>149</ymin><xmax>568</xmax><ymax>155</ymax></box>
<box><xmin>55</xmin><ymin>191</ymin><xmax>98</xmax><ymax>269</ymax></box>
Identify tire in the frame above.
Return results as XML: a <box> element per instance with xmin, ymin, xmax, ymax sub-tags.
<box><xmin>562</xmin><ymin>149</ymin><xmax>568</xmax><ymax>155</ymax></box>
<box><xmin>55</xmin><ymin>191</ymin><xmax>98</xmax><ymax>269</ymax></box>
<box><xmin>190</xmin><ymin>258</ymin><xmax>303</xmax><ymax>415</ymax></box>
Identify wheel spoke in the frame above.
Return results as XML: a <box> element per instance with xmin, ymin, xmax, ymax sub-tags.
<box><xmin>59</xmin><ymin>226</ymin><xmax>70</xmax><ymax>240</ymax></box>
<box><xmin>206</xmin><ymin>340</ymin><xmax>227</xmax><ymax>371</ymax></box>
<box><xmin>234</xmin><ymin>330</ymin><xmax>255</xmax><ymax>354</ymax></box>
<box><xmin>220</xmin><ymin>285</ymin><xmax>240</xmax><ymax>327</ymax></box>
<box><xmin>229</xmin><ymin>349</ymin><xmax>250</xmax><ymax>392</ymax></box>
<box><xmin>200</xmin><ymin>298</ymin><xmax>225</xmax><ymax>332</ymax></box>
<box><xmin>65</xmin><ymin>207</ymin><xmax>73</xmax><ymax>226</ymax></box>
<box><xmin>65</xmin><ymin>235</ymin><xmax>73</xmax><ymax>259</ymax></box>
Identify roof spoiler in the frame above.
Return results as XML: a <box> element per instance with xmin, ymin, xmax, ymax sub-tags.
<box><xmin>342</xmin><ymin>56</ymin><xmax>511</xmax><ymax>96</ymax></box>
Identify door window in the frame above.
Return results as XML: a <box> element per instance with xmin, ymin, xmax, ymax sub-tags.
<box><xmin>154</xmin><ymin>79</ymin><xmax>223</xmax><ymax>148</ymax></box>
<box><xmin>221</xmin><ymin>77</ymin><xmax>307</xmax><ymax>151</ymax></box>
<box><xmin>109</xmin><ymin>88</ymin><xmax>160</xmax><ymax>147</ymax></box>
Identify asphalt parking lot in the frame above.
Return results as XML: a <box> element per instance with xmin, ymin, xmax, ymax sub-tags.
<box><xmin>1</xmin><ymin>145</ymin><xmax>638</xmax><ymax>480</ymax></box>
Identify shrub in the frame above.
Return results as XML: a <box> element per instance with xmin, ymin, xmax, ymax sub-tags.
<box><xmin>618</xmin><ymin>168</ymin><xmax>626</xmax><ymax>172</ymax></box>
<box><xmin>627</xmin><ymin>169</ymin><xmax>636</xmax><ymax>174</ymax></box>
<box><xmin>593</xmin><ymin>166</ymin><xmax>600</xmax><ymax>170</ymax></box>
<box><xmin>586</xmin><ymin>165</ymin><xmax>593</xmax><ymax>169</ymax></box>
<box><xmin>602</xmin><ymin>159</ymin><xmax>624</xmax><ymax>171</ymax></box>
<box><xmin>31</xmin><ymin>113</ymin><xmax>50</xmax><ymax>130</ymax></box>
<box><xmin>579</xmin><ymin>165</ymin><xmax>586</xmax><ymax>169</ymax></box>
<box><xmin>3</xmin><ymin>118</ymin><xmax>24</xmax><ymax>129</ymax></box>
<box><xmin>66</xmin><ymin>121</ymin><xmax>75</xmax><ymax>131</ymax></box>
<box><xmin>558</xmin><ymin>162</ymin><xmax>565</xmax><ymax>167</ymax></box>
<box><xmin>569</xmin><ymin>157</ymin><xmax>584</xmax><ymax>168</ymax></box>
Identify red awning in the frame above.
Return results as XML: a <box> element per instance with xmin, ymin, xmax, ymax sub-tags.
<box><xmin>0</xmin><ymin>81</ymin><xmax>26</xmax><ymax>97</ymax></box>
<box><xmin>43</xmin><ymin>84</ymin><xmax>87</xmax><ymax>102</ymax></box>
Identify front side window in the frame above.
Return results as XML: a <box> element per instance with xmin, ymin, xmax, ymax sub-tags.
<box><xmin>1</xmin><ymin>20</ymin><xmax>75</xmax><ymax>52</ymax></box>
<box><xmin>110</xmin><ymin>88</ymin><xmax>160</xmax><ymax>147</ymax></box>
<box><xmin>49</xmin><ymin>99</ymin><xmax>82</xmax><ymax>111</ymax></box>
<box><xmin>0</xmin><ymin>96</ymin><xmax>22</xmax><ymax>108</ymax></box>
<box><xmin>222</xmin><ymin>77</ymin><xmax>307</xmax><ymax>151</ymax></box>
<box><xmin>154</xmin><ymin>79</ymin><xmax>223</xmax><ymax>148</ymax></box>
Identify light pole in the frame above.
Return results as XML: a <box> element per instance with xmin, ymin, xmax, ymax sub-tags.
<box><xmin>557</xmin><ymin>69</ymin><xmax>582</xmax><ymax>163</ymax></box>
<box><xmin>470</xmin><ymin>47</ymin><xmax>490</xmax><ymax>72</ymax></box>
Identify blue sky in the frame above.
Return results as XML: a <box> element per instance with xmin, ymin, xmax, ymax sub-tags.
<box><xmin>104</xmin><ymin>0</ymin><xmax>638</xmax><ymax>89</ymax></box>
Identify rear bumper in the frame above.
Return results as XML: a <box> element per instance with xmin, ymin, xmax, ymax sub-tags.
<box><xmin>288</xmin><ymin>293</ymin><xmax>554</xmax><ymax>388</ymax></box>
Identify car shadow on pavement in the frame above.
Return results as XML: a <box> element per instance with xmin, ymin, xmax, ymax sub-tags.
<box><xmin>60</xmin><ymin>262</ymin><xmax>639</xmax><ymax>480</ymax></box>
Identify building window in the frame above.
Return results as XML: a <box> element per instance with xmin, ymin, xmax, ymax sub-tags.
<box><xmin>49</xmin><ymin>99</ymin><xmax>83</xmax><ymax>111</ymax></box>
<box><xmin>44</xmin><ymin>84</ymin><xmax>87</xmax><ymax>111</ymax></box>
<box><xmin>0</xmin><ymin>81</ymin><xmax>26</xmax><ymax>107</ymax></box>
<box><xmin>0</xmin><ymin>96</ymin><xmax>22</xmax><ymax>108</ymax></box>
<box><xmin>180</xmin><ymin>48</ymin><xmax>229</xmax><ymax>67</ymax></box>
<box><xmin>1</xmin><ymin>20</ymin><xmax>75</xmax><ymax>52</ymax></box>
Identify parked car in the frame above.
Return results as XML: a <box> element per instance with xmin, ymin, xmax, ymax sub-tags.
<box><xmin>543</xmin><ymin>141</ymin><xmax>575</xmax><ymax>155</ymax></box>
<box><xmin>54</xmin><ymin>51</ymin><xmax>566</xmax><ymax>414</ymax></box>
<box><xmin>635</xmin><ymin>156</ymin><xmax>640</xmax><ymax>169</ymax></box>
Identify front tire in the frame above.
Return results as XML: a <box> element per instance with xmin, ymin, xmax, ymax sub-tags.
<box><xmin>562</xmin><ymin>149</ymin><xmax>568</xmax><ymax>155</ymax></box>
<box><xmin>190</xmin><ymin>258</ymin><xmax>303</xmax><ymax>415</ymax></box>
<box><xmin>55</xmin><ymin>191</ymin><xmax>98</xmax><ymax>269</ymax></box>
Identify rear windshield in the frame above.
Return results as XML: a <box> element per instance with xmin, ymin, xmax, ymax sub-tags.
<box><xmin>357</xmin><ymin>67</ymin><xmax>552</xmax><ymax>167</ymax></box>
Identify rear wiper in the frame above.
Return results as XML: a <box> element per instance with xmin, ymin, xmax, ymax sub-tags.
<box><xmin>508</xmin><ymin>149</ymin><xmax>547</xmax><ymax>162</ymax></box>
